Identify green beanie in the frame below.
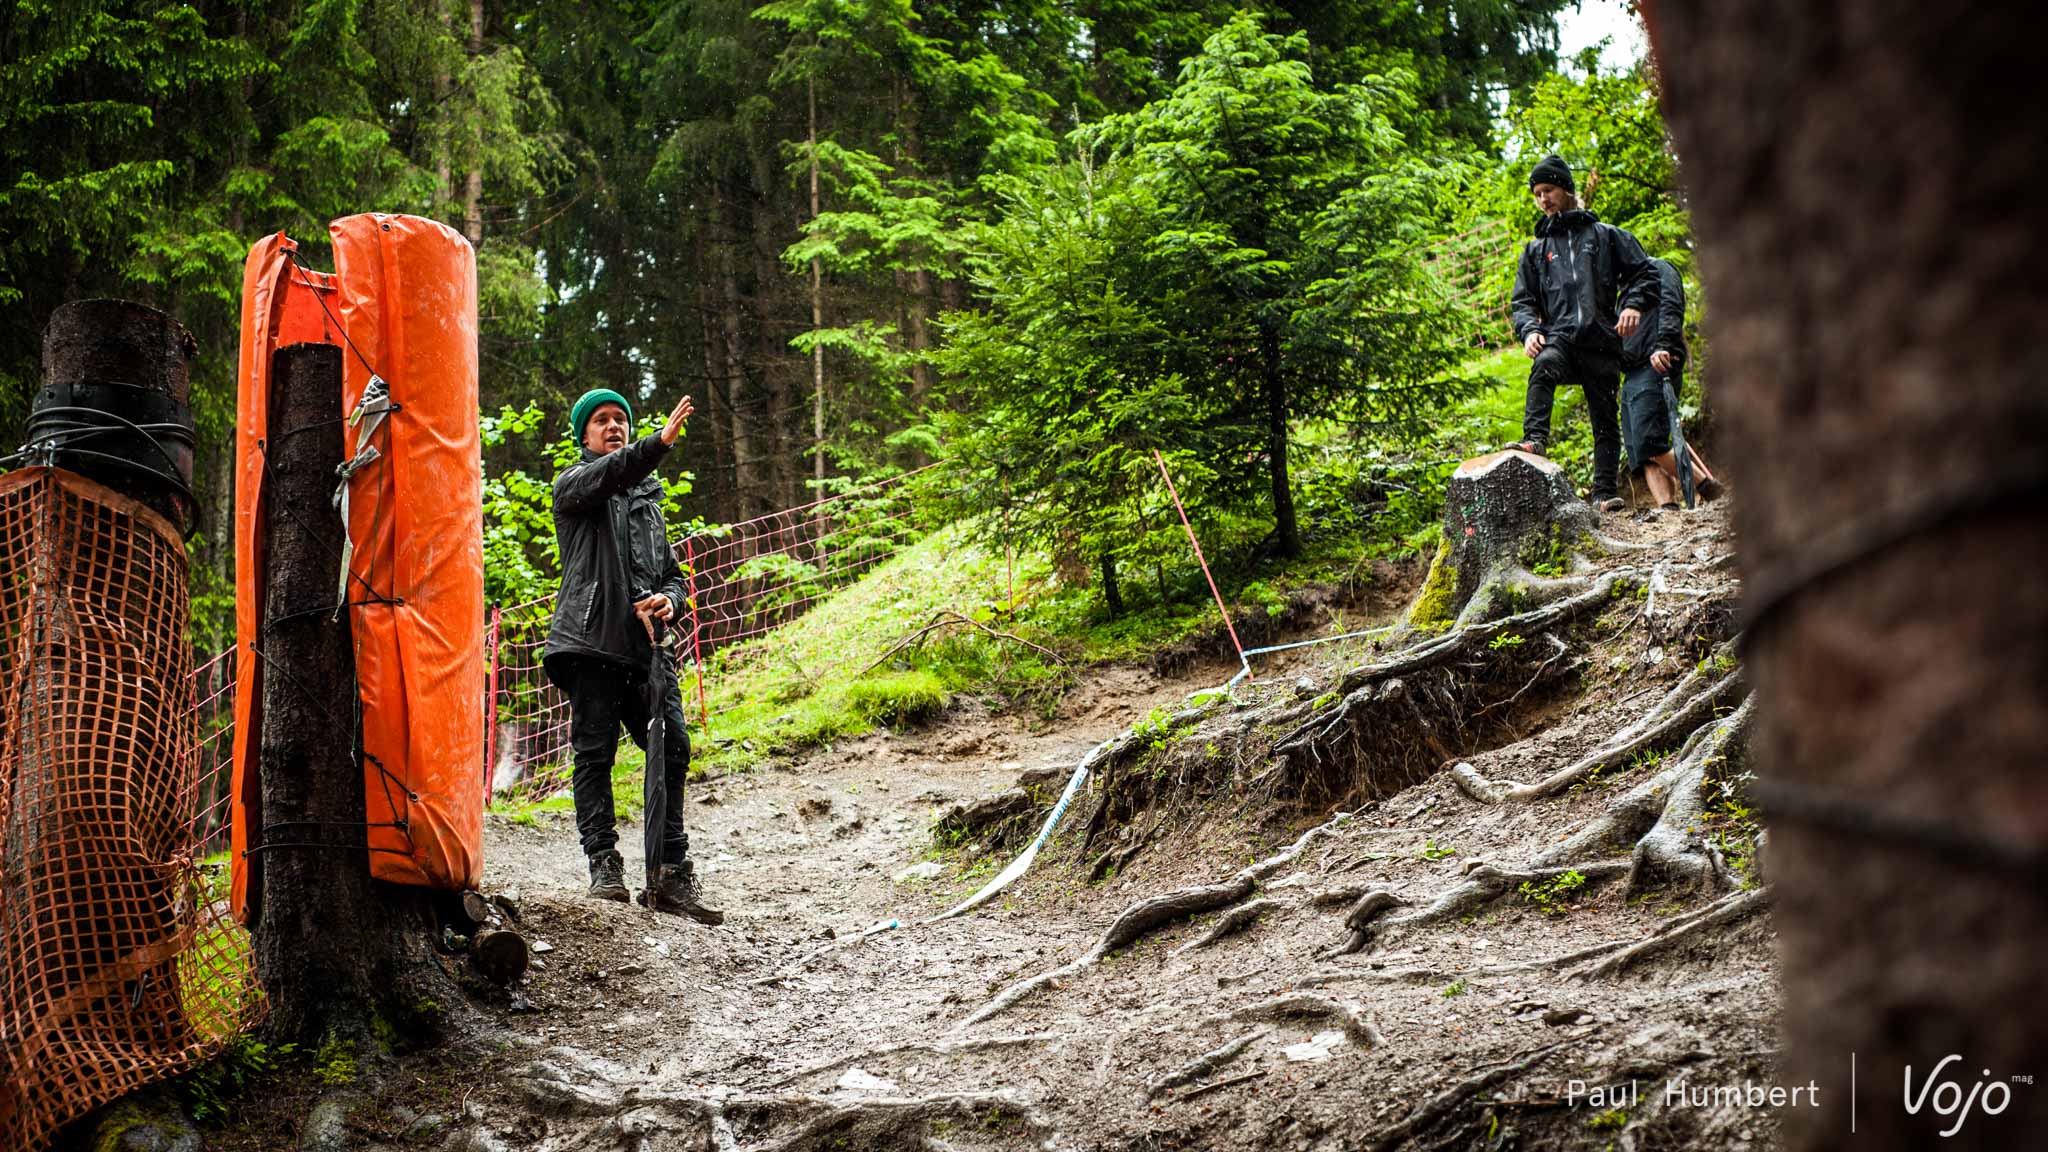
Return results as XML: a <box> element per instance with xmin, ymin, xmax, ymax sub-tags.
<box><xmin>569</xmin><ymin>388</ymin><xmax>633</xmax><ymax>443</ymax></box>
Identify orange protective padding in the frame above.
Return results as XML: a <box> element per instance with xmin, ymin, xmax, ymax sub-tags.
<box><xmin>329</xmin><ymin>213</ymin><xmax>485</xmax><ymax>892</ymax></box>
<box><xmin>230</xmin><ymin>233</ymin><xmax>341</xmax><ymax>926</ymax></box>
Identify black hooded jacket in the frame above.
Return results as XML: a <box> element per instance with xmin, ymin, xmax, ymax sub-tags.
<box><xmin>1510</xmin><ymin>208</ymin><xmax>1658</xmax><ymax>356</ymax></box>
<box><xmin>542</xmin><ymin>434</ymin><xmax>688</xmax><ymax>687</ymax></box>
<box><xmin>1621</xmin><ymin>257</ymin><xmax>1687</xmax><ymax>372</ymax></box>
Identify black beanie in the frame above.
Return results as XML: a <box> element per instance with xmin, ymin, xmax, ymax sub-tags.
<box><xmin>1528</xmin><ymin>155</ymin><xmax>1574</xmax><ymax>193</ymax></box>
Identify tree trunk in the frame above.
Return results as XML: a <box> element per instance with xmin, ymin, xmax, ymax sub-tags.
<box><xmin>808</xmin><ymin>73</ymin><xmax>827</xmax><ymax>499</ymax></box>
<box><xmin>1646</xmin><ymin>2</ymin><xmax>2048</xmax><ymax>1147</ymax></box>
<box><xmin>747</xmin><ymin>192</ymin><xmax>796</xmax><ymax>513</ymax></box>
<box><xmin>1099</xmin><ymin>554</ymin><xmax>1124</xmax><ymax>618</ymax></box>
<box><xmin>1260</xmin><ymin>325</ymin><xmax>1300</xmax><ymax>558</ymax></box>
<box><xmin>711</xmin><ymin>198</ymin><xmax>756</xmax><ymax>520</ymax></box>
<box><xmin>435</xmin><ymin>9</ymin><xmax>452</xmax><ymax>208</ymax></box>
<box><xmin>693</xmin><ymin>225</ymin><xmax>733</xmax><ymax>524</ymax></box>
<box><xmin>254</xmin><ymin>344</ymin><xmax>444</xmax><ymax>1049</ymax></box>
<box><xmin>463</xmin><ymin>0</ymin><xmax>484</xmax><ymax>247</ymax></box>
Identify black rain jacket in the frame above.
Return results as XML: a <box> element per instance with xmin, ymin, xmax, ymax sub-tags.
<box><xmin>542</xmin><ymin>434</ymin><xmax>688</xmax><ymax>688</ymax></box>
<box><xmin>1510</xmin><ymin>209</ymin><xmax>1659</xmax><ymax>357</ymax></box>
<box><xmin>1622</xmin><ymin>257</ymin><xmax>1687</xmax><ymax>372</ymax></box>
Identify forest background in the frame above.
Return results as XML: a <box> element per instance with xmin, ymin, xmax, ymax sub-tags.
<box><xmin>0</xmin><ymin>0</ymin><xmax>1692</xmax><ymax>647</ymax></box>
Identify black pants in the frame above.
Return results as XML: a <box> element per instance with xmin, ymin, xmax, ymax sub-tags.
<box><xmin>563</xmin><ymin>656</ymin><xmax>690</xmax><ymax>862</ymax></box>
<box><xmin>1523</xmin><ymin>343</ymin><xmax>1622</xmax><ymax>499</ymax></box>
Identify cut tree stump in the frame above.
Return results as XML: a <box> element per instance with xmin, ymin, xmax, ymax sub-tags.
<box><xmin>1408</xmin><ymin>450</ymin><xmax>1596</xmax><ymax>630</ymax></box>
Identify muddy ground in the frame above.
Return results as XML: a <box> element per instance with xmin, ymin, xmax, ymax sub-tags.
<box><xmin>212</xmin><ymin>502</ymin><xmax>1780</xmax><ymax>1152</ymax></box>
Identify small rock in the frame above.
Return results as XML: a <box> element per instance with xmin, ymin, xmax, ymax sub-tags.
<box><xmin>300</xmin><ymin>1097</ymin><xmax>350</xmax><ymax>1152</ymax></box>
<box><xmin>440</xmin><ymin>1127</ymin><xmax>511</xmax><ymax>1152</ymax></box>
<box><xmin>798</xmin><ymin>795</ymin><xmax>833</xmax><ymax>820</ymax></box>
<box><xmin>489</xmin><ymin>890</ymin><xmax>523</xmax><ymax>923</ymax></box>
<box><xmin>1016</xmin><ymin>764</ymin><xmax>1065</xmax><ymax>789</ymax></box>
<box><xmin>1543</xmin><ymin>1007</ymin><xmax>1591</xmax><ymax>1026</ymax></box>
<box><xmin>615</xmin><ymin>962</ymin><xmax>647</xmax><ymax>977</ymax></box>
<box><xmin>835</xmin><ymin>1067</ymin><xmax>900</xmax><ymax>1094</ymax></box>
<box><xmin>1283</xmin><ymin>1030</ymin><xmax>1347</xmax><ymax>1062</ymax></box>
<box><xmin>895</xmin><ymin>861</ymin><xmax>945</xmax><ymax>883</ymax></box>
<box><xmin>91</xmin><ymin>1094</ymin><xmax>201</xmax><ymax>1152</ymax></box>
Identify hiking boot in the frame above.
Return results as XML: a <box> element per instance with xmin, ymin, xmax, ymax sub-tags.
<box><xmin>1696</xmin><ymin>476</ymin><xmax>1726</xmax><ymax>502</ymax></box>
<box><xmin>587</xmin><ymin>850</ymin><xmax>628</xmax><ymax>903</ymax></box>
<box><xmin>642</xmin><ymin>861</ymin><xmax>724</xmax><ymax>926</ymax></box>
<box><xmin>1502</xmin><ymin>439</ymin><xmax>1546</xmax><ymax>456</ymax></box>
<box><xmin>1595</xmin><ymin>495</ymin><xmax>1627</xmax><ymax>514</ymax></box>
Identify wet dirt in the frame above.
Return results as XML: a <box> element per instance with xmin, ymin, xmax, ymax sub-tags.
<box><xmin>255</xmin><ymin>503</ymin><xmax>1782</xmax><ymax>1152</ymax></box>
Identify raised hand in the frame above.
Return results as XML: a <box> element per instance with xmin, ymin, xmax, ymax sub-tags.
<box><xmin>659</xmin><ymin>395</ymin><xmax>695</xmax><ymax>446</ymax></box>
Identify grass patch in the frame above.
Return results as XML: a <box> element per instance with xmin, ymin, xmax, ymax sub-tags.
<box><xmin>846</xmin><ymin>669</ymin><xmax>952</xmax><ymax>726</ymax></box>
<box><xmin>1519</xmin><ymin>869</ymin><xmax>1589</xmax><ymax>916</ymax></box>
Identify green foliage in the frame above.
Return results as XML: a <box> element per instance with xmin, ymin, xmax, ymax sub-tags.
<box><xmin>939</xmin><ymin>14</ymin><xmax>1483</xmax><ymax>605</ymax></box>
<box><xmin>1132</xmin><ymin>705</ymin><xmax>1192</xmax><ymax>749</ymax></box>
<box><xmin>1418</xmin><ymin>839</ymin><xmax>1458</xmax><ymax>861</ymax></box>
<box><xmin>1588</xmin><ymin>1108</ymin><xmax>1630</xmax><ymax>1130</ymax></box>
<box><xmin>312</xmin><ymin>1033</ymin><xmax>357</xmax><ymax>1087</ymax></box>
<box><xmin>1441</xmin><ymin>978</ymin><xmax>1468</xmax><ymax>998</ymax></box>
<box><xmin>1519</xmin><ymin>869</ymin><xmax>1588</xmax><ymax>916</ymax></box>
<box><xmin>174</xmin><ymin>1035</ymin><xmax>293</xmax><ymax>1125</ymax></box>
<box><xmin>1488</xmin><ymin>632</ymin><xmax>1525</xmax><ymax>650</ymax></box>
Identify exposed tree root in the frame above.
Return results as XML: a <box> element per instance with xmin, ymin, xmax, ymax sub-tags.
<box><xmin>1271</xmin><ymin>572</ymin><xmax>1633</xmax><ymax>804</ymax></box>
<box><xmin>1535</xmin><ymin>698</ymin><xmax>1754</xmax><ymax>896</ymax></box>
<box><xmin>1307</xmin><ymin>883</ymin><xmax>1376</xmax><ymax>908</ymax></box>
<box><xmin>957</xmin><ymin>812</ymin><xmax>1355</xmax><ymax>1029</ymax></box>
<box><xmin>1572</xmin><ymin>887</ymin><xmax>1772</xmax><ymax>979</ymax></box>
<box><xmin>1453</xmin><ymin>666</ymin><xmax>1745</xmax><ymax>803</ymax></box>
<box><xmin>1172</xmin><ymin>897</ymin><xmax>1288</xmax><ymax>956</ymax></box>
<box><xmin>1145</xmin><ymin>1028</ymin><xmax>1267</xmax><ymax>1098</ymax></box>
<box><xmin>1362</xmin><ymin>1039</ymin><xmax>1578</xmax><ymax>1152</ymax></box>
<box><xmin>1326</xmin><ymin>860</ymin><xmax>1630</xmax><ymax>957</ymax></box>
<box><xmin>1210</xmin><ymin>992</ymin><xmax>1383</xmax><ymax>1047</ymax></box>
<box><xmin>761</xmin><ymin>1033</ymin><xmax>1064</xmax><ymax>1090</ymax></box>
<box><xmin>1174</xmin><ymin>1069</ymin><xmax>1268</xmax><ymax>1101</ymax></box>
<box><xmin>520</xmin><ymin>1050</ymin><xmax>1051</xmax><ymax>1152</ymax></box>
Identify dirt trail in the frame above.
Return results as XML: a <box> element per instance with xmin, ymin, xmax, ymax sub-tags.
<box><xmin>440</xmin><ymin>504</ymin><xmax>1778</xmax><ymax>1152</ymax></box>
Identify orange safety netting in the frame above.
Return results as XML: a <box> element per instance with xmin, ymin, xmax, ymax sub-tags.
<box><xmin>0</xmin><ymin>468</ymin><xmax>260</xmax><ymax>1152</ymax></box>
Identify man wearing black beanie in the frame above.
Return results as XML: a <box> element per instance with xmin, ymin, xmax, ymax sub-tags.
<box><xmin>1507</xmin><ymin>154</ymin><xmax>1659</xmax><ymax>511</ymax></box>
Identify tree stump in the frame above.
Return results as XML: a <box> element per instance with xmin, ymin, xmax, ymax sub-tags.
<box><xmin>1406</xmin><ymin>450</ymin><xmax>1595</xmax><ymax>630</ymax></box>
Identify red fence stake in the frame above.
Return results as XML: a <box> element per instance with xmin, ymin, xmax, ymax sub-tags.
<box><xmin>1152</xmin><ymin>450</ymin><xmax>1248</xmax><ymax>676</ymax></box>
<box><xmin>484</xmin><ymin>606</ymin><xmax>500</xmax><ymax>803</ymax></box>
<box><xmin>685</xmin><ymin>536</ymin><xmax>710</xmax><ymax>732</ymax></box>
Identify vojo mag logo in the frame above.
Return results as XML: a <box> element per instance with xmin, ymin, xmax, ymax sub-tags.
<box><xmin>1899</xmin><ymin>1055</ymin><xmax>2030</xmax><ymax>1138</ymax></box>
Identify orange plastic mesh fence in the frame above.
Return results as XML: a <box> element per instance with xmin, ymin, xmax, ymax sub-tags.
<box><xmin>1424</xmin><ymin>217</ymin><xmax>1521</xmax><ymax>348</ymax></box>
<box><xmin>0</xmin><ymin>467</ymin><xmax>261</xmax><ymax>1152</ymax></box>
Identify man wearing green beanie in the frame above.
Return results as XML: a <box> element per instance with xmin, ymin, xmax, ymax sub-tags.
<box><xmin>541</xmin><ymin>388</ymin><xmax>722</xmax><ymax>924</ymax></box>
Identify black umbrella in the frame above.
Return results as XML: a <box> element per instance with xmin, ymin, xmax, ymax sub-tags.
<box><xmin>642</xmin><ymin>618</ymin><xmax>676</xmax><ymax>899</ymax></box>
